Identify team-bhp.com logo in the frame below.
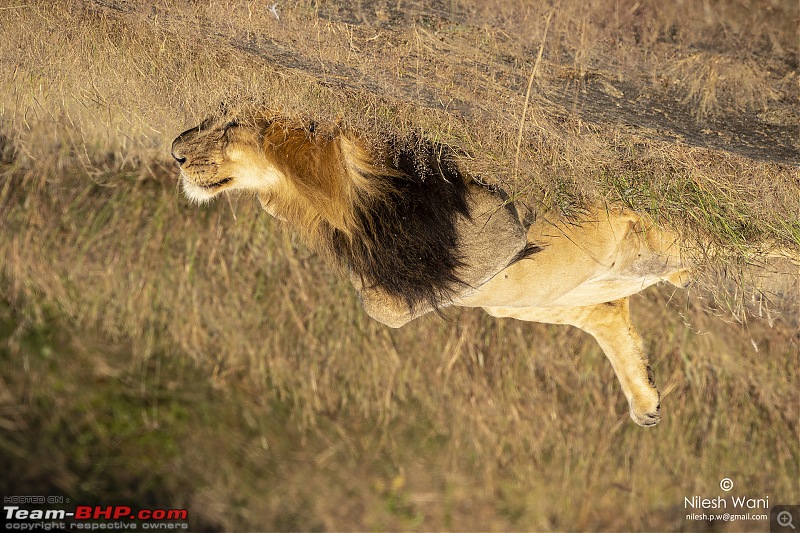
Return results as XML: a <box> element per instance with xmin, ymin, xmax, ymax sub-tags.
<box><xmin>5</xmin><ymin>504</ymin><xmax>189</xmax><ymax>530</ymax></box>
<box><xmin>73</xmin><ymin>506</ymin><xmax>188</xmax><ymax>521</ymax></box>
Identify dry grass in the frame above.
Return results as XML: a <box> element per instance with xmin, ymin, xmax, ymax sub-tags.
<box><xmin>1</xmin><ymin>0</ymin><xmax>799</xmax><ymax>531</ymax></box>
<box><xmin>666</xmin><ymin>52</ymin><xmax>781</xmax><ymax>118</ymax></box>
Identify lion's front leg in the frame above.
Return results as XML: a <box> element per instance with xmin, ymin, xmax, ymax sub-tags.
<box><xmin>483</xmin><ymin>297</ymin><xmax>661</xmax><ymax>427</ymax></box>
<box><xmin>575</xmin><ymin>298</ymin><xmax>661</xmax><ymax>426</ymax></box>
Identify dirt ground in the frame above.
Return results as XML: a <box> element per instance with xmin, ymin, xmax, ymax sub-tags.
<box><xmin>292</xmin><ymin>1</ymin><xmax>800</xmax><ymax>165</ymax></box>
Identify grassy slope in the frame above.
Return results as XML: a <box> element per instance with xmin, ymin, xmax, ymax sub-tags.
<box><xmin>1</xmin><ymin>0</ymin><xmax>799</xmax><ymax>531</ymax></box>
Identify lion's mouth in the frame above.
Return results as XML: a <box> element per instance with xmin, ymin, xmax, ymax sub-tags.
<box><xmin>180</xmin><ymin>174</ymin><xmax>234</xmax><ymax>204</ymax></box>
<box><xmin>201</xmin><ymin>177</ymin><xmax>234</xmax><ymax>189</ymax></box>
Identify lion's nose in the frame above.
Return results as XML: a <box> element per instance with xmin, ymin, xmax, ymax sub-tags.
<box><xmin>171</xmin><ymin>136</ymin><xmax>188</xmax><ymax>165</ymax></box>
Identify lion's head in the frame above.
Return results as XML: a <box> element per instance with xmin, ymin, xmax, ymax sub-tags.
<box><xmin>171</xmin><ymin>116</ymin><xmax>280</xmax><ymax>205</ymax></box>
<box><xmin>172</xmin><ymin>114</ymin><xmax>387</xmax><ymax>236</ymax></box>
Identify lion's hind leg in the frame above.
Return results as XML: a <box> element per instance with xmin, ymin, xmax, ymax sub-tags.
<box><xmin>484</xmin><ymin>298</ymin><xmax>661</xmax><ymax>427</ymax></box>
<box><xmin>580</xmin><ymin>298</ymin><xmax>661</xmax><ymax>426</ymax></box>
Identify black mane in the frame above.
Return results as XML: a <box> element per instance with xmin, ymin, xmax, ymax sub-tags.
<box><xmin>332</xmin><ymin>139</ymin><xmax>473</xmax><ymax>313</ymax></box>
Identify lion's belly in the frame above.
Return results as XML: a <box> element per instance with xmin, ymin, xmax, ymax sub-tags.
<box><xmin>544</xmin><ymin>250</ymin><xmax>681</xmax><ymax>306</ymax></box>
<box><xmin>460</xmin><ymin>260</ymin><xmax>672</xmax><ymax>309</ymax></box>
<box><xmin>539</xmin><ymin>273</ymin><xmax>667</xmax><ymax>307</ymax></box>
<box><xmin>456</xmin><ymin>210</ymin><xmax>681</xmax><ymax>309</ymax></box>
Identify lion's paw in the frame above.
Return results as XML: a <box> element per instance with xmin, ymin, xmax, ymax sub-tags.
<box><xmin>629</xmin><ymin>386</ymin><xmax>661</xmax><ymax>427</ymax></box>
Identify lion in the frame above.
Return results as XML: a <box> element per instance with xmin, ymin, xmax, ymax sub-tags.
<box><xmin>171</xmin><ymin>114</ymin><xmax>690</xmax><ymax>427</ymax></box>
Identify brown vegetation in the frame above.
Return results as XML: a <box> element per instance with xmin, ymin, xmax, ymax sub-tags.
<box><xmin>1</xmin><ymin>0</ymin><xmax>798</xmax><ymax>531</ymax></box>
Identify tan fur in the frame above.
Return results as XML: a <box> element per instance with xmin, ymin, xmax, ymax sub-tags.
<box><xmin>172</xmin><ymin>116</ymin><xmax>689</xmax><ymax>427</ymax></box>
<box><xmin>466</xmin><ymin>210</ymin><xmax>685</xmax><ymax>426</ymax></box>
<box><xmin>257</xmin><ymin>122</ymin><xmax>390</xmax><ymax>243</ymax></box>
<box><xmin>174</xmin><ymin>117</ymin><xmax>390</xmax><ymax>250</ymax></box>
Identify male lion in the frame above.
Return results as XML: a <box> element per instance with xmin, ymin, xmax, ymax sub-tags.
<box><xmin>172</xmin><ymin>114</ymin><xmax>689</xmax><ymax>427</ymax></box>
